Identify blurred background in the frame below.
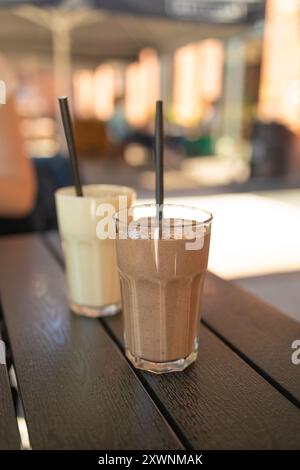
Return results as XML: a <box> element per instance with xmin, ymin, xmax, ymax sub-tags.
<box><xmin>1</xmin><ymin>0</ymin><xmax>300</xmax><ymax>322</ymax></box>
<box><xmin>2</xmin><ymin>0</ymin><xmax>299</xmax><ymax>190</ymax></box>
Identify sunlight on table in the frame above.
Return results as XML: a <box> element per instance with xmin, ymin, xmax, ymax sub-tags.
<box><xmin>141</xmin><ymin>191</ymin><xmax>300</xmax><ymax>280</ymax></box>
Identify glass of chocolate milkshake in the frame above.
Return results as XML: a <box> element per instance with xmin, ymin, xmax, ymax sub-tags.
<box><xmin>115</xmin><ymin>203</ymin><xmax>212</xmax><ymax>374</ymax></box>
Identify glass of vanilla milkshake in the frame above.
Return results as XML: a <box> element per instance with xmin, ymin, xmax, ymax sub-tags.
<box><xmin>115</xmin><ymin>203</ymin><xmax>212</xmax><ymax>373</ymax></box>
<box><xmin>55</xmin><ymin>184</ymin><xmax>136</xmax><ymax>317</ymax></box>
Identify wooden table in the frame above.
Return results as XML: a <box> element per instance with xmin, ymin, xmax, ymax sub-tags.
<box><xmin>0</xmin><ymin>340</ymin><xmax>20</xmax><ymax>450</ymax></box>
<box><xmin>0</xmin><ymin>232</ymin><xmax>299</xmax><ymax>450</ymax></box>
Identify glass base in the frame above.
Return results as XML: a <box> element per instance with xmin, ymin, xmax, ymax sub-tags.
<box><xmin>125</xmin><ymin>347</ymin><xmax>198</xmax><ymax>374</ymax></box>
<box><xmin>70</xmin><ymin>301</ymin><xmax>121</xmax><ymax>318</ymax></box>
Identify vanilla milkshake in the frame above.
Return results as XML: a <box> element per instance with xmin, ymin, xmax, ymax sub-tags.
<box><xmin>55</xmin><ymin>184</ymin><xmax>135</xmax><ymax>317</ymax></box>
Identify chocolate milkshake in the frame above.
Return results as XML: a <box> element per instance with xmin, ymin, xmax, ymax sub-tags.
<box><xmin>115</xmin><ymin>204</ymin><xmax>212</xmax><ymax>373</ymax></box>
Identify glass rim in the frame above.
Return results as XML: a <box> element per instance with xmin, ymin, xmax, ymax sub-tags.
<box><xmin>55</xmin><ymin>184</ymin><xmax>135</xmax><ymax>200</ymax></box>
<box><xmin>114</xmin><ymin>202</ymin><xmax>213</xmax><ymax>228</ymax></box>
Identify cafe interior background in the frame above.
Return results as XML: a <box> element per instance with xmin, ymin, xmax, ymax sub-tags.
<box><xmin>0</xmin><ymin>0</ymin><xmax>300</xmax><ymax>323</ymax></box>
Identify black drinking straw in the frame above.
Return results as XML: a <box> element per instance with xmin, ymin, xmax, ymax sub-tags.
<box><xmin>155</xmin><ymin>100</ymin><xmax>164</xmax><ymax>221</ymax></box>
<box><xmin>58</xmin><ymin>96</ymin><xmax>83</xmax><ymax>197</ymax></box>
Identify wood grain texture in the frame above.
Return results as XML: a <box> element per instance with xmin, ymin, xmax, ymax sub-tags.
<box><xmin>0</xmin><ymin>364</ymin><xmax>20</xmax><ymax>449</ymax></box>
<box><xmin>105</xmin><ymin>314</ymin><xmax>300</xmax><ymax>449</ymax></box>
<box><xmin>45</xmin><ymin>232</ymin><xmax>300</xmax><ymax>405</ymax></box>
<box><xmin>0</xmin><ymin>234</ymin><xmax>182</xmax><ymax>450</ymax></box>
<box><xmin>43</xmin><ymin>232</ymin><xmax>300</xmax><ymax>450</ymax></box>
<box><xmin>203</xmin><ymin>273</ymin><xmax>300</xmax><ymax>404</ymax></box>
<box><xmin>234</xmin><ymin>271</ymin><xmax>300</xmax><ymax>323</ymax></box>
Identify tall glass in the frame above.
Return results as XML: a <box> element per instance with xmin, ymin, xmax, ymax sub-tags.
<box><xmin>55</xmin><ymin>184</ymin><xmax>136</xmax><ymax>317</ymax></box>
<box><xmin>115</xmin><ymin>203</ymin><xmax>212</xmax><ymax>373</ymax></box>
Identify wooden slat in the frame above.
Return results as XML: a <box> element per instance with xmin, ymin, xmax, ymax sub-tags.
<box><xmin>104</xmin><ymin>314</ymin><xmax>300</xmax><ymax>450</ymax></box>
<box><xmin>43</xmin><ymin>232</ymin><xmax>300</xmax><ymax>449</ymax></box>
<box><xmin>233</xmin><ymin>271</ymin><xmax>300</xmax><ymax>323</ymax></box>
<box><xmin>0</xmin><ymin>358</ymin><xmax>20</xmax><ymax>449</ymax></box>
<box><xmin>45</xmin><ymin>232</ymin><xmax>300</xmax><ymax>404</ymax></box>
<box><xmin>43</xmin><ymin>231</ymin><xmax>65</xmax><ymax>267</ymax></box>
<box><xmin>203</xmin><ymin>273</ymin><xmax>300</xmax><ymax>404</ymax></box>
<box><xmin>0</xmin><ymin>234</ymin><xmax>182</xmax><ymax>450</ymax></box>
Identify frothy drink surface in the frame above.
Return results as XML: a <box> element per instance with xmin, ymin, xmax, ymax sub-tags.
<box><xmin>116</xmin><ymin>218</ymin><xmax>211</xmax><ymax>363</ymax></box>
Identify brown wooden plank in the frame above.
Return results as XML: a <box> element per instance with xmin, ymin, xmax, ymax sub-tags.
<box><xmin>0</xmin><ymin>234</ymin><xmax>182</xmax><ymax>450</ymax></box>
<box><xmin>233</xmin><ymin>271</ymin><xmax>300</xmax><ymax>323</ymax></box>
<box><xmin>203</xmin><ymin>273</ymin><xmax>300</xmax><ymax>404</ymax></box>
<box><xmin>0</xmin><ymin>351</ymin><xmax>20</xmax><ymax>450</ymax></box>
<box><xmin>103</xmin><ymin>314</ymin><xmax>300</xmax><ymax>450</ymax></box>
<box><xmin>45</xmin><ymin>231</ymin><xmax>300</xmax><ymax>405</ymax></box>
<box><xmin>43</xmin><ymin>231</ymin><xmax>300</xmax><ymax>449</ymax></box>
<box><xmin>43</xmin><ymin>231</ymin><xmax>65</xmax><ymax>267</ymax></box>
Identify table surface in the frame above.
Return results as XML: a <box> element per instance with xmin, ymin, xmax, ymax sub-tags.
<box><xmin>0</xmin><ymin>359</ymin><xmax>20</xmax><ymax>450</ymax></box>
<box><xmin>0</xmin><ymin>232</ymin><xmax>299</xmax><ymax>450</ymax></box>
<box><xmin>152</xmin><ymin>192</ymin><xmax>300</xmax><ymax>279</ymax></box>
